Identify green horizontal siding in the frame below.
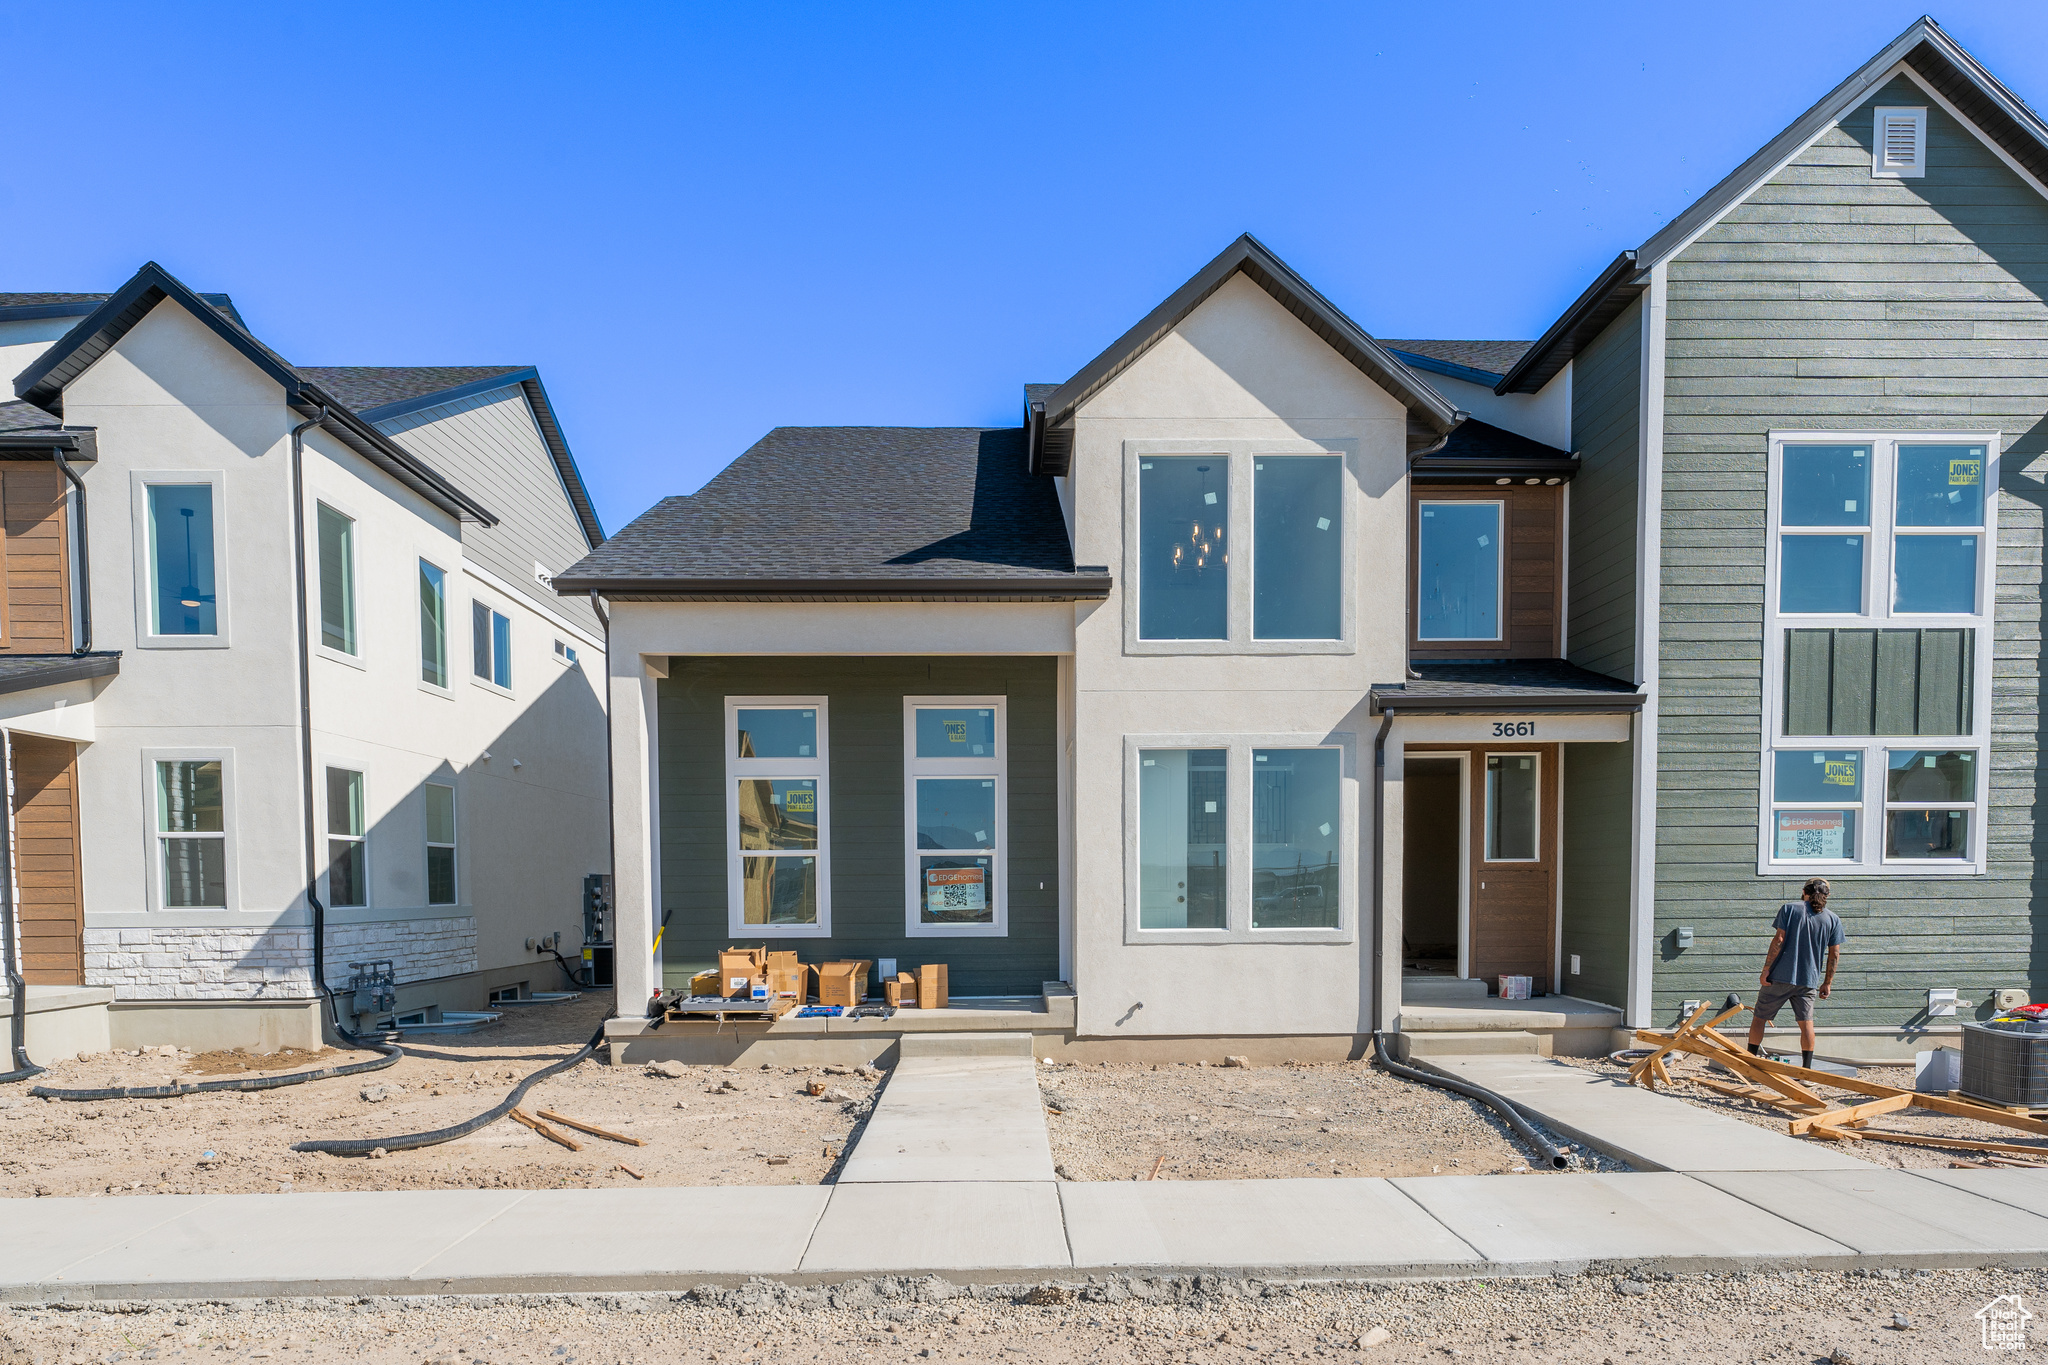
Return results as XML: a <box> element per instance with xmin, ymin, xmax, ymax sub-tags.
<box><xmin>1567</xmin><ymin>294</ymin><xmax>1642</xmax><ymax>681</ymax></box>
<box><xmin>1560</xmin><ymin>740</ymin><xmax>1632</xmax><ymax>1009</ymax></box>
<box><xmin>1654</xmin><ymin>75</ymin><xmax>2048</xmax><ymax>1025</ymax></box>
<box><xmin>657</xmin><ymin>656</ymin><xmax>1060</xmax><ymax>997</ymax></box>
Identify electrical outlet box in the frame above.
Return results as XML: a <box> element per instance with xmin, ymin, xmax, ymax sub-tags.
<box><xmin>1569</xmin><ymin>954</ymin><xmax>1582</xmax><ymax>976</ymax></box>
<box><xmin>1675</xmin><ymin>927</ymin><xmax>1695</xmax><ymax>949</ymax></box>
<box><xmin>1681</xmin><ymin>999</ymin><xmax>1703</xmax><ymax>1018</ymax></box>
<box><xmin>1994</xmin><ymin>988</ymin><xmax>2030</xmax><ymax>1011</ymax></box>
<box><xmin>1927</xmin><ymin>987</ymin><xmax>1960</xmax><ymax>1017</ymax></box>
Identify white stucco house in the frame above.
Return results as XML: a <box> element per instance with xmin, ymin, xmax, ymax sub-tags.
<box><xmin>0</xmin><ymin>264</ymin><xmax>610</xmax><ymax>1062</ymax></box>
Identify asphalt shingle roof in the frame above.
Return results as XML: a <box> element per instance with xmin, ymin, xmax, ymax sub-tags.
<box><xmin>1431</xmin><ymin>418</ymin><xmax>1568</xmax><ymax>461</ymax></box>
<box><xmin>0</xmin><ymin>294</ymin><xmax>108</xmax><ymax>307</ymax></box>
<box><xmin>297</xmin><ymin>366</ymin><xmax>530</xmax><ymax>413</ymax></box>
<box><xmin>558</xmin><ymin>426</ymin><xmax>1078</xmax><ymax>589</ymax></box>
<box><xmin>0</xmin><ymin>400</ymin><xmax>61</xmax><ymax>433</ymax></box>
<box><xmin>1372</xmin><ymin>659</ymin><xmax>1642</xmax><ymax>710</ymax></box>
<box><xmin>1382</xmin><ymin>340</ymin><xmax>1534</xmax><ymax>378</ymax></box>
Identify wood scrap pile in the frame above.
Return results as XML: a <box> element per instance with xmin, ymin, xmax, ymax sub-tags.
<box><xmin>1628</xmin><ymin>996</ymin><xmax>2048</xmax><ymax>1167</ymax></box>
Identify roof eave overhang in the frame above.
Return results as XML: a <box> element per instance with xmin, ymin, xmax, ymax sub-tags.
<box><xmin>0</xmin><ymin>429</ymin><xmax>95</xmax><ymax>459</ymax></box>
<box><xmin>556</xmin><ymin>575</ymin><xmax>1113</xmax><ymax>603</ymax></box>
<box><xmin>1369</xmin><ymin>688</ymin><xmax>1644</xmax><ymax>716</ymax></box>
<box><xmin>0</xmin><ymin>652</ymin><xmax>122</xmax><ymax>695</ymax></box>
<box><xmin>1494</xmin><ymin>251</ymin><xmax>1644</xmax><ymax>395</ymax></box>
<box><xmin>1411</xmin><ymin>456</ymin><xmax>1578</xmax><ymax>484</ymax></box>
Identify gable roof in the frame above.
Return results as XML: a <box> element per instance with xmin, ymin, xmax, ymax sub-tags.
<box><xmin>1028</xmin><ymin>234</ymin><xmax>1463</xmax><ymax>474</ymax></box>
<box><xmin>0</xmin><ymin>290</ymin><xmax>246</xmax><ymax>327</ymax></box>
<box><xmin>300</xmin><ymin>366</ymin><xmax>605</xmax><ymax>548</ymax></box>
<box><xmin>1498</xmin><ymin>16</ymin><xmax>2048</xmax><ymax>394</ymax></box>
<box><xmin>1382</xmin><ymin>340</ymin><xmax>1533</xmax><ymax>384</ymax></box>
<box><xmin>11</xmin><ymin>262</ymin><xmax>497</xmax><ymax>526</ymax></box>
<box><xmin>553</xmin><ymin>425</ymin><xmax>1106</xmax><ymax>601</ymax></box>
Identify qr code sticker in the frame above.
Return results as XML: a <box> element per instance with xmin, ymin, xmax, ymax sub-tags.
<box><xmin>1793</xmin><ymin>829</ymin><xmax>1828</xmax><ymax>857</ymax></box>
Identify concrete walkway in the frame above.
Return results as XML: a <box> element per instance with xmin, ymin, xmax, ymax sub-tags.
<box><xmin>1425</xmin><ymin>1054</ymin><xmax>1873</xmax><ymax>1172</ymax></box>
<box><xmin>837</xmin><ymin>1034</ymin><xmax>1053</xmax><ymax>1183</ymax></box>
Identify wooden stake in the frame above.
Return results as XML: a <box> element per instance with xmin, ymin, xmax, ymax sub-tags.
<box><xmin>1148</xmin><ymin>1154</ymin><xmax>1166</xmax><ymax>1180</ymax></box>
<box><xmin>617</xmin><ymin>1163</ymin><xmax>645</xmax><ymax>1180</ymax></box>
<box><xmin>510</xmin><ymin>1107</ymin><xmax>582</xmax><ymax>1151</ymax></box>
<box><xmin>537</xmin><ymin>1109</ymin><xmax>649</xmax><ymax>1146</ymax></box>
<box><xmin>1791</xmin><ymin>1093</ymin><xmax>1913</xmax><ymax>1136</ymax></box>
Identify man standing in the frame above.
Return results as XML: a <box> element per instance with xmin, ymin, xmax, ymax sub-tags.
<box><xmin>1746</xmin><ymin>877</ymin><xmax>1844</xmax><ymax>1070</ymax></box>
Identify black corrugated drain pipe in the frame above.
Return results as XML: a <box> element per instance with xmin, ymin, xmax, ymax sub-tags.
<box><xmin>1372</xmin><ymin>1032</ymin><xmax>1572</xmax><ymax>1170</ymax></box>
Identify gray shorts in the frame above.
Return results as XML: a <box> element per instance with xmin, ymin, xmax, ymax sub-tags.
<box><xmin>1755</xmin><ymin>980</ymin><xmax>1816</xmax><ymax>1024</ymax></box>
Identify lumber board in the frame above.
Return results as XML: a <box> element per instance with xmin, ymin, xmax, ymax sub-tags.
<box><xmin>1791</xmin><ymin>1093</ymin><xmax>1913</xmax><ymax>1136</ymax></box>
<box><xmin>510</xmin><ymin>1107</ymin><xmax>582</xmax><ymax>1151</ymax></box>
<box><xmin>537</xmin><ymin>1109</ymin><xmax>648</xmax><ymax>1146</ymax></box>
<box><xmin>1846</xmin><ymin>1129</ymin><xmax>2048</xmax><ymax>1158</ymax></box>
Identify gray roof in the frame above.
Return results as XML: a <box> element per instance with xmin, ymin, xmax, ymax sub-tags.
<box><xmin>555</xmin><ymin>425</ymin><xmax>1101</xmax><ymax>600</ymax></box>
<box><xmin>1413</xmin><ymin>419</ymin><xmax>1572</xmax><ymax>481</ymax></box>
<box><xmin>0</xmin><ymin>400</ymin><xmax>58</xmax><ymax>432</ymax></box>
<box><xmin>297</xmin><ymin>366</ymin><xmax>529</xmax><ymax>413</ymax></box>
<box><xmin>1382</xmin><ymin>340</ymin><xmax>1533</xmax><ymax>378</ymax></box>
<box><xmin>1371</xmin><ymin>660</ymin><xmax>1642</xmax><ymax>714</ymax></box>
<box><xmin>0</xmin><ymin>294</ymin><xmax>108</xmax><ymax>307</ymax></box>
<box><xmin>0</xmin><ymin>652</ymin><xmax>120</xmax><ymax>694</ymax></box>
<box><xmin>0</xmin><ymin>290</ymin><xmax>245</xmax><ymax>327</ymax></box>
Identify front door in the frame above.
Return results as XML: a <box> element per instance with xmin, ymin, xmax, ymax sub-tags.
<box><xmin>1467</xmin><ymin>745</ymin><xmax>1557</xmax><ymax>994</ymax></box>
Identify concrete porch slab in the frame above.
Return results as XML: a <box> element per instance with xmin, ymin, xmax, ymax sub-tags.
<box><xmin>1697</xmin><ymin>1170</ymin><xmax>2048</xmax><ymax>1264</ymax></box>
<box><xmin>838</xmin><ymin>1050</ymin><xmax>1054</xmax><ymax>1183</ymax></box>
<box><xmin>0</xmin><ymin>1194</ymin><xmax>221</xmax><ymax>1289</ymax></box>
<box><xmin>799</xmin><ymin>1182</ymin><xmax>1069</xmax><ymax>1273</ymax></box>
<box><xmin>1399</xmin><ymin>997</ymin><xmax>1624</xmax><ymax>1033</ymax></box>
<box><xmin>1392</xmin><ymin>1172</ymin><xmax>1852</xmax><ymax>1271</ymax></box>
<box><xmin>410</xmin><ymin>1187</ymin><xmax>832</xmax><ymax>1289</ymax></box>
<box><xmin>1060</xmin><ymin>1178</ymin><xmax>1481</xmax><ymax>1273</ymax></box>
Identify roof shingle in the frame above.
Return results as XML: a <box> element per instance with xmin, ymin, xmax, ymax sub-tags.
<box><xmin>1381</xmin><ymin>340</ymin><xmax>1534</xmax><ymax>378</ymax></box>
<box><xmin>297</xmin><ymin>366</ymin><xmax>530</xmax><ymax>414</ymax></box>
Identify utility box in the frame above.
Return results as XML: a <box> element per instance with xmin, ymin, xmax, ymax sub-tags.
<box><xmin>1960</xmin><ymin>1019</ymin><xmax>2048</xmax><ymax>1108</ymax></box>
<box><xmin>582</xmin><ymin>874</ymin><xmax>614</xmax><ymax>988</ymax></box>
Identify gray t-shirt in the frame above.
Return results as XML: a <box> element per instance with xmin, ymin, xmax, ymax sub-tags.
<box><xmin>1767</xmin><ymin>901</ymin><xmax>1844</xmax><ymax>989</ymax></box>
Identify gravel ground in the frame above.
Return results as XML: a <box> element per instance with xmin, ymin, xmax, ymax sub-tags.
<box><xmin>1555</xmin><ymin>1052</ymin><xmax>2048</xmax><ymax>1171</ymax></box>
<box><xmin>2</xmin><ymin>1268</ymin><xmax>2034</xmax><ymax>1364</ymax></box>
<box><xmin>1037</xmin><ymin>1059</ymin><xmax>1631</xmax><ymax>1180</ymax></box>
<box><xmin>0</xmin><ymin>995</ymin><xmax>884</xmax><ymax>1197</ymax></box>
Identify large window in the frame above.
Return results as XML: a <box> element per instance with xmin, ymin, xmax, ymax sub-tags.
<box><xmin>904</xmin><ymin>699</ymin><xmax>1006</xmax><ymax>936</ymax></box>
<box><xmin>1761</xmin><ymin>433</ymin><xmax>1996</xmax><ymax>873</ymax></box>
<box><xmin>317</xmin><ymin>504</ymin><xmax>356</xmax><ymax>655</ymax></box>
<box><xmin>155</xmin><ymin>758</ymin><xmax>226</xmax><ymax>909</ymax></box>
<box><xmin>726</xmin><ymin>698</ymin><xmax>829</xmax><ymax>935</ymax></box>
<box><xmin>1138</xmin><ymin>749</ymin><xmax>1227</xmax><ymax>930</ymax></box>
<box><xmin>1417</xmin><ymin>501</ymin><xmax>1501</xmax><ymax>641</ymax></box>
<box><xmin>419</xmin><ymin>560</ymin><xmax>449</xmax><ymax>689</ymax></box>
<box><xmin>144</xmin><ymin>483</ymin><xmax>219</xmax><ymax>638</ymax></box>
<box><xmin>1138</xmin><ymin>457</ymin><xmax>1228</xmax><ymax>640</ymax></box>
<box><xmin>1253</xmin><ymin>456</ymin><xmax>1342</xmax><ymax>640</ymax></box>
<box><xmin>1251</xmin><ymin>748</ymin><xmax>1340</xmax><ymax>929</ymax></box>
<box><xmin>472</xmin><ymin>601</ymin><xmax>512</xmax><ymax>691</ymax></box>
<box><xmin>326</xmin><ymin>767</ymin><xmax>366</xmax><ymax>908</ymax></box>
<box><xmin>425</xmin><ymin>782</ymin><xmax>458</xmax><ymax>906</ymax></box>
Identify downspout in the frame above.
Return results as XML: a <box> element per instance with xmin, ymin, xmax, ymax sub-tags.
<box><xmin>51</xmin><ymin>449</ymin><xmax>89</xmax><ymax>654</ymax></box>
<box><xmin>287</xmin><ymin>409</ymin><xmax>341</xmax><ymax>1037</ymax></box>
<box><xmin>1370</xmin><ymin>709</ymin><xmax>1394</xmax><ymax>1036</ymax></box>
<box><xmin>0</xmin><ymin>727</ymin><xmax>39</xmax><ymax>1082</ymax></box>
<box><xmin>589</xmin><ymin>590</ymin><xmax>613</xmax><ymax>881</ymax></box>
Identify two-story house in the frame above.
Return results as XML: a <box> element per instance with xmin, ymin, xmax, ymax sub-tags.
<box><xmin>568</xmin><ymin>15</ymin><xmax>2048</xmax><ymax>1066</ymax></box>
<box><xmin>0</xmin><ymin>264</ymin><xmax>610</xmax><ymax>1065</ymax></box>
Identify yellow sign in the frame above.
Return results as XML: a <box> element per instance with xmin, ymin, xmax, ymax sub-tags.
<box><xmin>1823</xmin><ymin>761</ymin><xmax>1856</xmax><ymax>787</ymax></box>
<box><xmin>1951</xmin><ymin>459</ymin><xmax>1982</xmax><ymax>486</ymax></box>
<box><xmin>784</xmin><ymin>788</ymin><xmax>815</xmax><ymax>813</ymax></box>
<box><xmin>944</xmin><ymin>720</ymin><xmax>967</xmax><ymax>743</ymax></box>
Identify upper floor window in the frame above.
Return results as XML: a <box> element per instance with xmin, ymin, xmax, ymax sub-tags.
<box><xmin>1138</xmin><ymin>457</ymin><xmax>1228</xmax><ymax>640</ymax></box>
<box><xmin>144</xmin><ymin>483</ymin><xmax>219</xmax><ymax>638</ymax></box>
<box><xmin>419</xmin><ymin>560</ymin><xmax>449</xmax><ymax>689</ymax></box>
<box><xmin>472</xmin><ymin>602</ymin><xmax>512</xmax><ymax>691</ymax></box>
<box><xmin>1417</xmin><ymin>500</ymin><xmax>1501</xmax><ymax>641</ymax></box>
<box><xmin>1252</xmin><ymin>456</ymin><xmax>1341</xmax><ymax>641</ymax></box>
<box><xmin>1761</xmin><ymin>432</ymin><xmax>1997</xmax><ymax>875</ymax></box>
<box><xmin>317</xmin><ymin>504</ymin><xmax>356</xmax><ymax>655</ymax></box>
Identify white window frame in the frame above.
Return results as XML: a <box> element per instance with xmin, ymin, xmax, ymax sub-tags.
<box><xmin>471</xmin><ymin>598</ymin><xmax>514</xmax><ymax>697</ymax></box>
<box><xmin>725</xmin><ymin>696</ymin><xmax>831</xmax><ymax>938</ymax></box>
<box><xmin>1415</xmin><ymin>498</ymin><xmax>1507</xmax><ymax>644</ymax></box>
<box><xmin>425</xmin><ymin>781</ymin><xmax>459</xmax><ymax>907</ymax></box>
<box><xmin>1481</xmin><ymin>750</ymin><xmax>1541</xmax><ymax>863</ymax></box>
<box><xmin>418</xmin><ymin>556</ymin><xmax>454</xmax><ymax>696</ymax></box>
<box><xmin>1120</xmin><ymin>440</ymin><xmax>1359</xmax><ymax>657</ymax></box>
<box><xmin>1121</xmin><ymin>732</ymin><xmax>1358</xmax><ymax>945</ymax></box>
<box><xmin>1758</xmin><ymin>430</ymin><xmax>1998</xmax><ymax>876</ymax></box>
<box><xmin>321</xmin><ymin>763</ymin><xmax>369</xmax><ymax>910</ymax></box>
<box><xmin>902</xmin><ymin>696</ymin><xmax>1008</xmax><ymax>939</ymax></box>
<box><xmin>141</xmin><ymin>748</ymin><xmax>238</xmax><ymax>913</ymax></box>
<box><xmin>313</xmin><ymin>498</ymin><xmax>363</xmax><ymax>669</ymax></box>
<box><xmin>131</xmin><ymin>470</ymin><xmax>231</xmax><ymax>650</ymax></box>
<box><xmin>1873</xmin><ymin>106</ymin><xmax>1927</xmax><ymax>179</ymax></box>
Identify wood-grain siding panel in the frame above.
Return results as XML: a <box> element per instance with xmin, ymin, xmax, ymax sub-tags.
<box><xmin>0</xmin><ymin>466</ymin><xmax>71</xmax><ymax>653</ymax></box>
<box><xmin>11</xmin><ymin>735</ymin><xmax>81</xmax><ymax>985</ymax></box>
<box><xmin>1654</xmin><ymin>75</ymin><xmax>2048</xmax><ymax>1024</ymax></box>
<box><xmin>1410</xmin><ymin>485</ymin><xmax>1562</xmax><ymax>659</ymax></box>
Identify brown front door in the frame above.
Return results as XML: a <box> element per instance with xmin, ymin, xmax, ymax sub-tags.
<box><xmin>1467</xmin><ymin>745</ymin><xmax>1557</xmax><ymax>994</ymax></box>
<box><xmin>13</xmin><ymin>735</ymin><xmax>83</xmax><ymax>985</ymax></box>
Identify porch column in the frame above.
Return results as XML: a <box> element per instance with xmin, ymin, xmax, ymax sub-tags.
<box><xmin>609</xmin><ymin>653</ymin><xmax>664</xmax><ymax>1012</ymax></box>
<box><xmin>1375</xmin><ymin>727</ymin><xmax>1405</xmax><ymax>1035</ymax></box>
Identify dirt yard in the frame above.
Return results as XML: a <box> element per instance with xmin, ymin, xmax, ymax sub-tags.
<box><xmin>3</xmin><ymin>1267</ymin><xmax>2033</xmax><ymax>1364</ymax></box>
<box><xmin>0</xmin><ymin>995</ymin><xmax>885</xmax><ymax>1198</ymax></box>
<box><xmin>1036</xmin><ymin>1057</ymin><xmax>1630</xmax><ymax>1180</ymax></box>
<box><xmin>1558</xmin><ymin>1051</ymin><xmax>2048</xmax><ymax>1170</ymax></box>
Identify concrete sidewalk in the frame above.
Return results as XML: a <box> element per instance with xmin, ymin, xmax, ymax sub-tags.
<box><xmin>6</xmin><ymin>1167</ymin><xmax>2048</xmax><ymax>1301</ymax></box>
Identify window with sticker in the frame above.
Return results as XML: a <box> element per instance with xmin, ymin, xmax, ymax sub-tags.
<box><xmin>904</xmin><ymin>699</ymin><xmax>1006</xmax><ymax>936</ymax></box>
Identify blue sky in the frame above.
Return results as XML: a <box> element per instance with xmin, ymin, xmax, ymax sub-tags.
<box><xmin>7</xmin><ymin>2</ymin><xmax>2047</xmax><ymax>533</ymax></box>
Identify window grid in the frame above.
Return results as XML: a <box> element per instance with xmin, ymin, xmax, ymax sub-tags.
<box><xmin>154</xmin><ymin>757</ymin><xmax>227</xmax><ymax>910</ymax></box>
<box><xmin>325</xmin><ymin>767</ymin><xmax>367</xmax><ymax>908</ymax></box>
<box><xmin>425</xmin><ymin>782</ymin><xmax>458</xmax><ymax>906</ymax></box>
<box><xmin>1760</xmin><ymin>432</ymin><xmax>1998</xmax><ymax>875</ymax></box>
<box><xmin>725</xmin><ymin>698</ymin><xmax>831</xmax><ymax>938</ymax></box>
<box><xmin>903</xmin><ymin>697</ymin><xmax>1007</xmax><ymax>938</ymax></box>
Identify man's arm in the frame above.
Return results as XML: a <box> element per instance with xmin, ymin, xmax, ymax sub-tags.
<box><xmin>1759</xmin><ymin>928</ymin><xmax>1787</xmax><ymax>987</ymax></box>
<box><xmin>1819</xmin><ymin>944</ymin><xmax>1840</xmax><ymax>999</ymax></box>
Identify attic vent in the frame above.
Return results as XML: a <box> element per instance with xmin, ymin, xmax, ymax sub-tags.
<box><xmin>1872</xmin><ymin>106</ymin><xmax>1926</xmax><ymax>179</ymax></box>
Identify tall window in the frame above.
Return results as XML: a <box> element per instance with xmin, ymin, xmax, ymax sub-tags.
<box><xmin>904</xmin><ymin>699</ymin><xmax>1006</xmax><ymax>936</ymax></box>
<box><xmin>317</xmin><ymin>505</ymin><xmax>356</xmax><ymax>655</ymax></box>
<box><xmin>156</xmin><ymin>759</ymin><xmax>226</xmax><ymax>908</ymax></box>
<box><xmin>1253</xmin><ymin>456</ymin><xmax>1342</xmax><ymax>640</ymax></box>
<box><xmin>326</xmin><ymin>767</ymin><xmax>366</xmax><ymax>908</ymax></box>
<box><xmin>1251</xmin><ymin>748</ymin><xmax>1340</xmax><ymax>928</ymax></box>
<box><xmin>1762</xmin><ymin>434</ymin><xmax>1996</xmax><ymax>873</ymax></box>
<box><xmin>419</xmin><ymin>560</ymin><xmax>448</xmax><ymax>688</ymax></box>
<box><xmin>1484</xmin><ymin>753</ymin><xmax>1539</xmax><ymax>861</ymax></box>
<box><xmin>473</xmin><ymin>602</ymin><xmax>512</xmax><ymax>690</ymax></box>
<box><xmin>727</xmin><ymin>699</ymin><xmax>829</xmax><ymax>935</ymax></box>
<box><xmin>145</xmin><ymin>484</ymin><xmax>219</xmax><ymax>636</ymax></box>
<box><xmin>1138</xmin><ymin>749</ymin><xmax>1227</xmax><ymax>930</ymax></box>
<box><xmin>1138</xmin><ymin>457</ymin><xmax>1228</xmax><ymax>640</ymax></box>
<box><xmin>1417</xmin><ymin>501</ymin><xmax>1501</xmax><ymax>641</ymax></box>
<box><xmin>425</xmin><ymin>782</ymin><xmax>457</xmax><ymax>905</ymax></box>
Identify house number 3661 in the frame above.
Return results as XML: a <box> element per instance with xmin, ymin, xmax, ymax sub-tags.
<box><xmin>1491</xmin><ymin>722</ymin><xmax>1536</xmax><ymax>737</ymax></box>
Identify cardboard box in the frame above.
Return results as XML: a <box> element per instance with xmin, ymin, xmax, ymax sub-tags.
<box><xmin>916</xmin><ymin>962</ymin><xmax>949</xmax><ymax>1010</ymax></box>
<box><xmin>768</xmin><ymin>963</ymin><xmax>811</xmax><ymax>1001</ymax></box>
<box><xmin>817</xmin><ymin>960</ymin><xmax>871</xmax><ymax>1008</ymax></box>
<box><xmin>884</xmin><ymin>976</ymin><xmax>914</xmax><ymax>1008</ymax></box>
<box><xmin>1497</xmin><ymin>975</ymin><xmax>1533</xmax><ymax>1002</ymax></box>
<box><xmin>688</xmin><ymin>969</ymin><xmax>721</xmax><ymax>999</ymax></box>
<box><xmin>718</xmin><ymin>947</ymin><xmax>767</xmax><ymax>998</ymax></box>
